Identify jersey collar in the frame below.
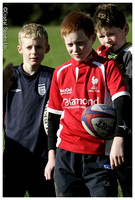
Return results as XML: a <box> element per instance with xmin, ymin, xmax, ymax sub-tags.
<box><xmin>71</xmin><ymin>49</ymin><xmax>97</xmax><ymax>67</ymax></box>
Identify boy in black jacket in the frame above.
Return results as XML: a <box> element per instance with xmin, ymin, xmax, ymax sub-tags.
<box><xmin>3</xmin><ymin>23</ymin><xmax>55</xmax><ymax>197</ymax></box>
<box><xmin>93</xmin><ymin>4</ymin><xmax>132</xmax><ymax>197</ymax></box>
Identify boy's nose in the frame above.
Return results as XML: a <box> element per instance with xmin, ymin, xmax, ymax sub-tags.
<box><xmin>31</xmin><ymin>46</ymin><xmax>36</xmax><ymax>54</ymax></box>
<box><xmin>73</xmin><ymin>44</ymin><xmax>79</xmax><ymax>52</ymax></box>
<box><xmin>106</xmin><ymin>36</ymin><xmax>111</xmax><ymax>43</ymax></box>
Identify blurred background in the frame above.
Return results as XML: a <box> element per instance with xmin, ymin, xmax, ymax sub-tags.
<box><xmin>3</xmin><ymin>2</ymin><xmax>132</xmax><ymax>68</ymax></box>
<box><xmin>3</xmin><ymin>3</ymin><xmax>132</xmax><ymax>26</ymax></box>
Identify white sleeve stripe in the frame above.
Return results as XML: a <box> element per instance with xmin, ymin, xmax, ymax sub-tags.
<box><xmin>92</xmin><ymin>61</ymin><xmax>105</xmax><ymax>81</ymax></box>
<box><xmin>57</xmin><ymin>63</ymin><xmax>71</xmax><ymax>80</ymax></box>
<box><xmin>112</xmin><ymin>91</ymin><xmax>130</xmax><ymax>101</ymax></box>
<box><xmin>47</xmin><ymin>107</ymin><xmax>63</xmax><ymax>115</ymax></box>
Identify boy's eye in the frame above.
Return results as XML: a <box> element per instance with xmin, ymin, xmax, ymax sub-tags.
<box><xmin>77</xmin><ymin>41</ymin><xmax>83</xmax><ymax>45</ymax></box>
<box><xmin>99</xmin><ymin>35</ymin><xmax>105</xmax><ymax>39</ymax></box>
<box><xmin>36</xmin><ymin>45</ymin><xmax>42</xmax><ymax>49</ymax></box>
<box><xmin>67</xmin><ymin>42</ymin><xmax>84</xmax><ymax>47</ymax></box>
<box><xmin>27</xmin><ymin>46</ymin><xmax>32</xmax><ymax>49</ymax></box>
<box><xmin>67</xmin><ymin>43</ymin><xmax>73</xmax><ymax>47</ymax></box>
<box><xmin>109</xmin><ymin>32</ymin><xmax>115</xmax><ymax>36</ymax></box>
<box><xmin>26</xmin><ymin>45</ymin><xmax>42</xmax><ymax>49</ymax></box>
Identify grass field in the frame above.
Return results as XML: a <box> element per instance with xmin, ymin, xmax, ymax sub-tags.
<box><xmin>3</xmin><ymin>24</ymin><xmax>132</xmax><ymax>197</ymax></box>
<box><xmin>3</xmin><ymin>22</ymin><xmax>132</xmax><ymax>69</ymax></box>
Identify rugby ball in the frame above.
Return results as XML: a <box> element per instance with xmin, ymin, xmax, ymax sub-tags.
<box><xmin>81</xmin><ymin>104</ymin><xmax>116</xmax><ymax>140</ymax></box>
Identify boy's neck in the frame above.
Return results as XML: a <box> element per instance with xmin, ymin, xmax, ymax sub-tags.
<box><xmin>22</xmin><ymin>64</ymin><xmax>40</xmax><ymax>75</ymax></box>
<box><xmin>115</xmin><ymin>42</ymin><xmax>131</xmax><ymax>54</ymax></box>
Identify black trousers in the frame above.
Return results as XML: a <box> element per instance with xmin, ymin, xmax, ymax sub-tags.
<box><xmin>54</xmin><ymin>148</ymin><xmax>117</xmax><ymax>197</ymax></box>
<box><xmin>117</xmin><ymin>134</ymin><xmax>132</xmax><ymax>197</ymax></box>
<box><xmin>117</xmin><ymin>166</ymin><xmax>132</xmax><ymax>197</ymax></box>
<box><xmin>3</xmin><ymin>143</ymin><xmax>56</xmax><ymax>197</ymax></box>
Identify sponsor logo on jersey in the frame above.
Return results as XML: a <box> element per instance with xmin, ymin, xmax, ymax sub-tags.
<box><xmin>63</xmin><ymin>97</ymin><xmax>99</xmax><ymax>107</ymax></box>
<box><xmin>60</xmin><ymin>87</ymin><xmax>72</xmax><ymax>95</ymax></box>
<box><xmin>38</xmin><ymin>83</ymin><xmax>46</xmax><ymax>95</ymax></box>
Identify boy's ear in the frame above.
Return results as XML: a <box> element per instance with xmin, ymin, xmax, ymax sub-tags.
<box><xmin>45</xmin><ymin>44</ymin><xmax>50</xmax><ymax>54</ymax></box>
<box><xmin>123</xmin><ymin>23</ymin><xmax>129</xmax><ymax>36</ymax></box>
<box><xmin>17</xmin><ymin>45</ymin><xmax>23</xmax><ymax>54</ymax></box>
<box><xmin>91</xmin><ymin>33</ymin><xmax>96</xmax><ymax>44</ymax></box>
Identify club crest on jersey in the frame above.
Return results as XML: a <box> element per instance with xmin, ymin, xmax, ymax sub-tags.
<box><xmin>88</xmin><ymin>76</ymin><xmax>99</xmax><ymax>93</ymax></box>
<box><xmin>91</xmin><ymin>76</ymin><xmax>98</xmax><ymax>89</ymax></box>
<box><xmin>38</xmin><ymin>83</ymin><xmax>46</xmax><ymax>95</ymax></box>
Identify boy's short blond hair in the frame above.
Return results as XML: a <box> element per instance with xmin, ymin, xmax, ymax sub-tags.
<box><xmin>61</xmin><ymin>11</ymin><xmax>95</xmax><ymax>39</ymax></box>
<box><xmin>18</xmin><ymin>23</ymin><xmax>48</xmax><ymax>45</ymax></box>
<box><xmin>93</xmin><ymin>4</ymin><xmax>127</xmax><ymax>33</ymax></box>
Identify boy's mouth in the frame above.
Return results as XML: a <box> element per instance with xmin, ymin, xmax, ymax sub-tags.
<box><xmin>106</xmin><ymin>44</ymin><xmax>113</xmax><ymax>48</ymax></box>
<box><xmin>31</xmin><ymin>57</ymin><xmax>38</xmax><ymax>61</ymax></box>
<box><xmin>73</xmin><ymin>53</ymin><xmax>82</xmax><ymax>57</ymax></box>
<box><xmin>106</xmin><ymin>44</ymin><xmax>115</xmax><ymax>50</ymax></box>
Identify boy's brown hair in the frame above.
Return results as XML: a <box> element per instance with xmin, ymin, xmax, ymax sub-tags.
<box><xmin>93</xmin><ymin>4</ymin><xmax>126</xmax><ymax>33</ymax></box>
<box><xmin>61</xmin><ymin>11</ymin><xmax>95</xmax><ymax>39</ymax></box>
<box><xmin>18</xmin><ymin>23</ymin><xmax>48</xmax><ymax>46</ymax></box>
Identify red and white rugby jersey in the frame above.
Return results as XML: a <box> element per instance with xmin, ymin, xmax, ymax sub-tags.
<box><xmin>48</xmin><ymin>50</ymin><xmax>129</xmax><ymax>155</ymax></box>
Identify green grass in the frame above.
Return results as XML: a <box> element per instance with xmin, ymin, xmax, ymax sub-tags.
<box><xmin>118</xmin><ymin>181</ymin><xmax>123</xmax><ymax>197</ymax></box>
<box><xmin>3</xmin><ymin>24</ymin><xmax>132</xmax><ymax>197</ymax></box>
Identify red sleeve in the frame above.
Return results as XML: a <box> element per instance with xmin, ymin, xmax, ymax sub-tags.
<box><xmin>105</xmin><ymin>60</ymin><xmax>129</xmax><ymax>100</ymax></box>
<box><xmin>48</xmin><ymin>68</ymin><xmax>63</xmax><ymax>114</ymax></box>
<box><xmin>96</xmin><ymin>45</ymin><xmax>110</xmax><ymax>58</ymax></box>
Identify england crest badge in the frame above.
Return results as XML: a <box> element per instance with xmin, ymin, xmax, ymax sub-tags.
<box><xmin>38</xmin><ymin>83</ymin><xmax>46</xmax><ymax>95</ymax></box>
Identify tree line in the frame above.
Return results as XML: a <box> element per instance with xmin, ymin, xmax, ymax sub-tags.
<box><xmin>3</xmin><ymin>3</ymin><xmax>132</xmax><ymax>26</ymax></box>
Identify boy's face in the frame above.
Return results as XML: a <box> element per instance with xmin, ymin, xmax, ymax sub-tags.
<box><xmin>96</xmin><ymin>24</ymin><xmax>129</xmax><ymax>52</ymax></box>
<box><xmin>18</xmin><ymin>37</ymin><xmax>49</xmax><ymax>68</ymax></box>
<box><xmin>63</xmin><ymin>29</ymin><xmax>95</xmax><ymax>62</ymax></box>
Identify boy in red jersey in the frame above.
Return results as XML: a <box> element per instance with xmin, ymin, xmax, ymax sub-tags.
<box><xmin>93</xmin><ymin>4</ymin><xmax>132</xmax><ymax>197</ymax></box>
<box><xmin>45</xmin><ymin>11</ymin><xmax>131</xmax><ymax>197</ymax></box>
